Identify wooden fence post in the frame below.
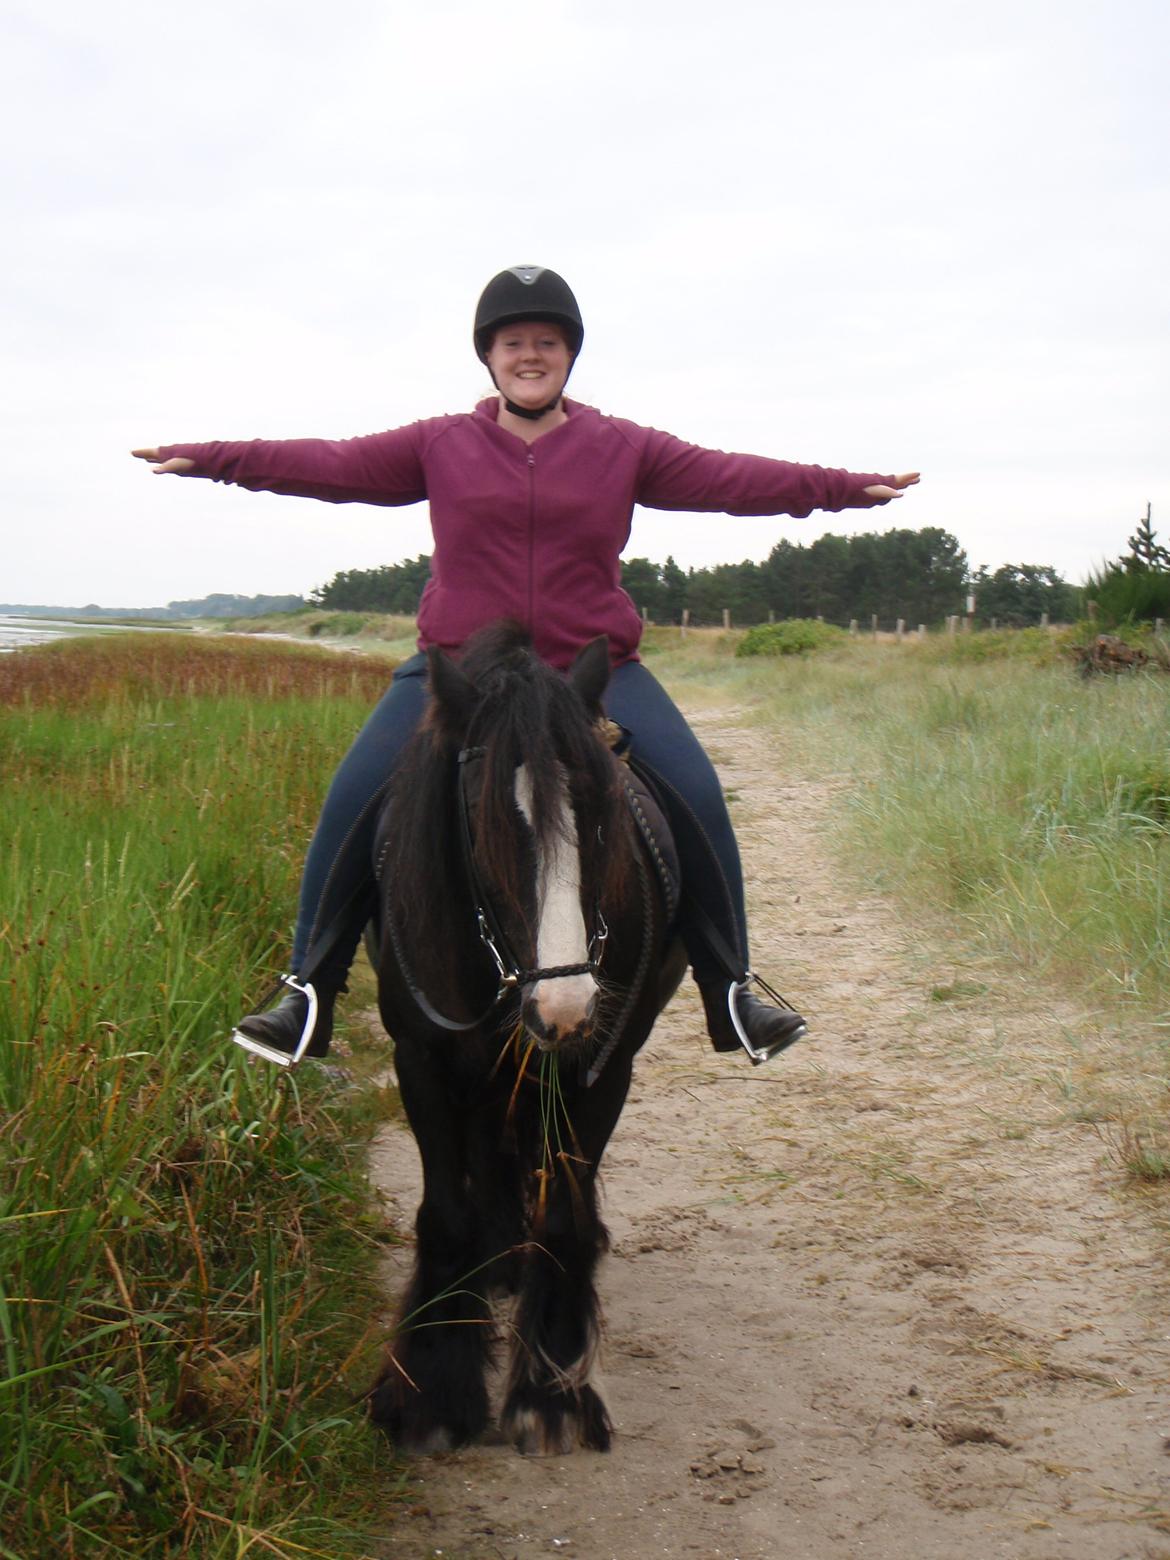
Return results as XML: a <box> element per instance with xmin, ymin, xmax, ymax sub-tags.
<box><xmin>849</xmin><ymin>619</ymin><xmax>858</xmax><ymax>636</ymax></box>
<box><xmin>918</xmin><ymin>623</ymin><xmax>926</xmax><ymax>640</ymax></box>
<box><xmin>871</xmin><ymin>614</ymin><xmax>879</xmax><ymax>637</ymax></box>
<box><xmin>681</xmin><ymin>608</ymin><xmax>689</xmax><ymax>640</ymax></box>
<box><xmin>1040</xmin><ymin>612</ymin><xmax>1049</xmax><ymax>629</ymax></box>
<box><xmin>722</xmin><ymin>609</ymin><xmax>731</xmax><ymax>631</ymax></box>
<box><xmin>896</xmin><ymin>618</ymin><xmax>905</xmax><ymax>642</ymax></box>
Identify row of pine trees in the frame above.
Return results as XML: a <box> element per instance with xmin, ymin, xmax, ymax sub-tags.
<box><xmin>311</xmin><ymin>526</ymin><xmax>1082</xmax><ymax>628</ymax></box>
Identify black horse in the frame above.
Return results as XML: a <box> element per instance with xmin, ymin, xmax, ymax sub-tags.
<box><xmin>365</xmin><ymin>622</ymin><xmax>684</xmax><ymax>1455</ymax></box>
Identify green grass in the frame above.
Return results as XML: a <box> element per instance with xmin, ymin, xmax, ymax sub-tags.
<box><xmin>831</xmin><ymin>659</ymin><xmax>1170</xmax><ymax>1008</ymax></box>
<box><xmin>644</xmin><ymin>626</ymin><xmax>1170</xmax><ymax>1017</ymax></box>
<box><xmin>0</xmin><ymin>636</ymin><xmax>405</xmax><ymax>1558</ymax></box>
<box><xmin>1096</xmin><ymin>1120</ymin><xmax>1170</xmax><ymax>1183</ymax></box>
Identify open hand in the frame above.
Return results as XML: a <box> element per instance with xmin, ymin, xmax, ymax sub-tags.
<box><xmin>131</xmin><ymin>447</ymin><xmax>195</xmax><ymax>475</ymax></box>
<box><xmin>863</xmin><ymin>471</ymin><xmax>920</xmax><ymax>501</ymax></box>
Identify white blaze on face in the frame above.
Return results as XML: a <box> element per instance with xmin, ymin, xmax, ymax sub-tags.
<box><xmin>514</xmin><ymin>763</ymin><xmax>597</xmax><ymax>1032</ymax></box>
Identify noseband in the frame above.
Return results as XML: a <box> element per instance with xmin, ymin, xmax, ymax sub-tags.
<box><xmin>384</xmin><ymin>746</ymin><xmax>608</xmax><ymax>1035</ymax></box>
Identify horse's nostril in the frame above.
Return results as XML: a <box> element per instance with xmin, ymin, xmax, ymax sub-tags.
<box><xmin>521</xmin><ymin>996</ymin><xmax>548</xmax><ymax>1039</ymax></box>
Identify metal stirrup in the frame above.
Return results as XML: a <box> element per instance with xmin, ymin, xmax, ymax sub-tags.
<box><xmin>728</xmin><ymin>973</ymin><xmax>808</xmax><ymax>1066</ymax></box>
<box><xmin>231</xmin><ymin>974</ymin><xmax>320</xmax><ymax>1069</ymax></box>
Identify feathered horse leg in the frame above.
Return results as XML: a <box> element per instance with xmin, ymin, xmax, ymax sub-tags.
<box><xmin>366</xmin><ymin>1043</ymin><xmax>493</xmax><ymax>1453</ymax></box>
<box><xmin>500</xmin><ymin>1053</ymin><xmax>634</xmax><ymax>1455</ymax></box>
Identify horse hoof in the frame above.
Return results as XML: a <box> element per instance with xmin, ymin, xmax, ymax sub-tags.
<box><xmin>369</xmin><ymin>1408</ymin><xmax>473</xmax><ymax>1457</ymax></box>
<box><xmin>505</xmin><ymin>1408</ymin><xmax>575</xmax><ymax>1457</ymax></box>
<box><xmin>578</xmin><ymin>1389</ymin><xmax>613</xmax><ymax>1453</ymax></box>
<box><xmin>366</xmin><ymin>1374</ymin><xmax>486</xmax><ymax>1454</ymax></box>
<box><xmin>395</xmin><ymin>1425</ymin><xmax>457</xmax><ymax>1457</ymax></box>
<box><xmin>501</xmin><ymin>1390</ymin><xmax>612</xmax><ymax>1456</ymax></box>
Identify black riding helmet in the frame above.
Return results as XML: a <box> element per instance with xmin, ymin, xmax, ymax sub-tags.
<box><xmin>474</xmin><ymin>266</ymin><xmax>584</xmax><ymax>420</ymax></box>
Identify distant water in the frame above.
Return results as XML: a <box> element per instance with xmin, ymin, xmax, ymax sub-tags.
<box><xmin>0</xmin><ymin>617</ymin><xmax>172</xmax><ymax>653</ymax></box>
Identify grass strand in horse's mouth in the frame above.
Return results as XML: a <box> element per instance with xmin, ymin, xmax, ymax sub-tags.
<box><xmin>493</xmin><ymin>1017</ymin><xmax>528</xmax><ymax>1080</ymax></box>
<box><xmin>535</xmin><ymin>1053</ymin><xmax>590</xmax><ymax>1226</ymax></box>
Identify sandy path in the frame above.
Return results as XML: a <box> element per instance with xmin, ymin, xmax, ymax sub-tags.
<box><xmin>365</xmin><ymin>701</ymin><xmax>1170</xmax><ymax>1560</ymax></box>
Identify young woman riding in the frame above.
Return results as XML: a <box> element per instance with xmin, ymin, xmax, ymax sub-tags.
<box><xmin>132</xmin><ymin>265</ymin><xmax>918</xmax><ymax>1064</ymax></box>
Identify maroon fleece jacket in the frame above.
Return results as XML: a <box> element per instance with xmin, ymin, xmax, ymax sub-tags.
<box><xmin>161</xmin><ymin>397</ymin><xmax>894</xmax><ymax>668</ymax></box>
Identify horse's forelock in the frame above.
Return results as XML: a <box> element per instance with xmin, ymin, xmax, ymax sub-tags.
<box><xmin>465</xmin><ymin>640</ymin><xmax>629</xmax><ymax>915</ymax></box>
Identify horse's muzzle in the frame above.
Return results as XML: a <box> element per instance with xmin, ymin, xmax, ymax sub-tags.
<box><xmin>521</xmin><ymin>976</ymin><xmax>599</xmax><ymax>1052</ymax></box>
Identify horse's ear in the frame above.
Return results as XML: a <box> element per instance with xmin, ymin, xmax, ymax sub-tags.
<box><xmin>568</xmin><ymin>635</ymin><xmax>611</xmax><ymax>713</ymax></box>
<box><xmin>427</xmin><ymin>645</ymin><xmax>476</xmax><ymax>732</ymax></box>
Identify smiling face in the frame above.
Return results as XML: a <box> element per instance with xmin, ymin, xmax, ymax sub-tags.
<box><xmin>484</xmin><ymin>320</ymin><xmax>573</xmax><ymax>414</ymax></box>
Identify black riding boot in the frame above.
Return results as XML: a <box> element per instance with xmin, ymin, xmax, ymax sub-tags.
<box><xmin>234</xmin><ymin>866</ymin><xmax>377</xmax><ymax>1064</ymax></box>
<box><xmin>233</xmin><ymin>979</ymin><xmax>343</xmax><ymax>1063</ymax></box>
<box><xmin>700</xmin><ymin>982</ymin><xmax>808</xmax><ymax>1061</ymax></box>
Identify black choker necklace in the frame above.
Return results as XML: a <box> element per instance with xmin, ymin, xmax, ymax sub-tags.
<box><xmin>503</xmin><ymin>396</ymin><xmax>561</xmax><ymax>421</ymax></box>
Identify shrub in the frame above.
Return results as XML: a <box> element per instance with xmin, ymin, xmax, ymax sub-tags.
<box><xmin>1084</xmin><ymin>564</ymin><xmax>1170</xmax><ymax>627</ymax></box>
<box><xmin>307</xmin><ymin>611</ymin><xmax>373</xmax><ymax>638</ymax></box>
<box><xmin>735</xmin><ymin>619</ymin><xmax>846</xmax><ymax>658</ymax></box>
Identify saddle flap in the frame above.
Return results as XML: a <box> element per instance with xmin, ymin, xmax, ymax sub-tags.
<box><xmin>621</xmin><ymin>766</ymin><xmax>680</xmax><ymax>923</ymax></box>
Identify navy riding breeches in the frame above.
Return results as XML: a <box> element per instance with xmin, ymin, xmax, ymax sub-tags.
<box><xmin>293</xmin><ymin>653</ymin><xmax>750</xmax><ymax>987</ymax></box>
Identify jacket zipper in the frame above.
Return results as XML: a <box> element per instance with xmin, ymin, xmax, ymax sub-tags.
<box><xmin>526</xmin><ymin>449</ymin><xmax>536</xmax><ymax>630</ymax></box>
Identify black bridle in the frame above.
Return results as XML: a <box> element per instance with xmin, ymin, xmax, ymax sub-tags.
<box><xmin>383</xmin><ymin>745</ymin><xmax>608</xmax><ymax>1035</ymax></box>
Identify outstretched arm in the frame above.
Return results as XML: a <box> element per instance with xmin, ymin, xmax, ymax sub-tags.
<box><xmin>634</xmin><ymin>423</ymin><xmax>919</xmax><ymax>518</ymax></box>
<box><xmin>863</xmin><ymin>472</ymin><xmax>920</xmax><ymax>501</ymax></box>
<box><xmin>131</xmin><ymin>447</ymin><xmax>195</xmax><ymax>475</ymax></box>
<box><xmin>128</xmin><ymin>428</ymin><xmax>430</xmax><ymax>507</ymax></box>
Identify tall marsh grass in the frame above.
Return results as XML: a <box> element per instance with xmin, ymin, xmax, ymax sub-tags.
<box><xmin>1</xmin><ymin>636</ymin><xmax>402</xmax><ymax>1558</ymax></box>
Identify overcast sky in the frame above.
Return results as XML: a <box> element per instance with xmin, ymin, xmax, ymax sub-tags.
<box><xmin>3</xmin><ymin>0</ymin><xmax>1167</xmax><ymax>607</ymax></box>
